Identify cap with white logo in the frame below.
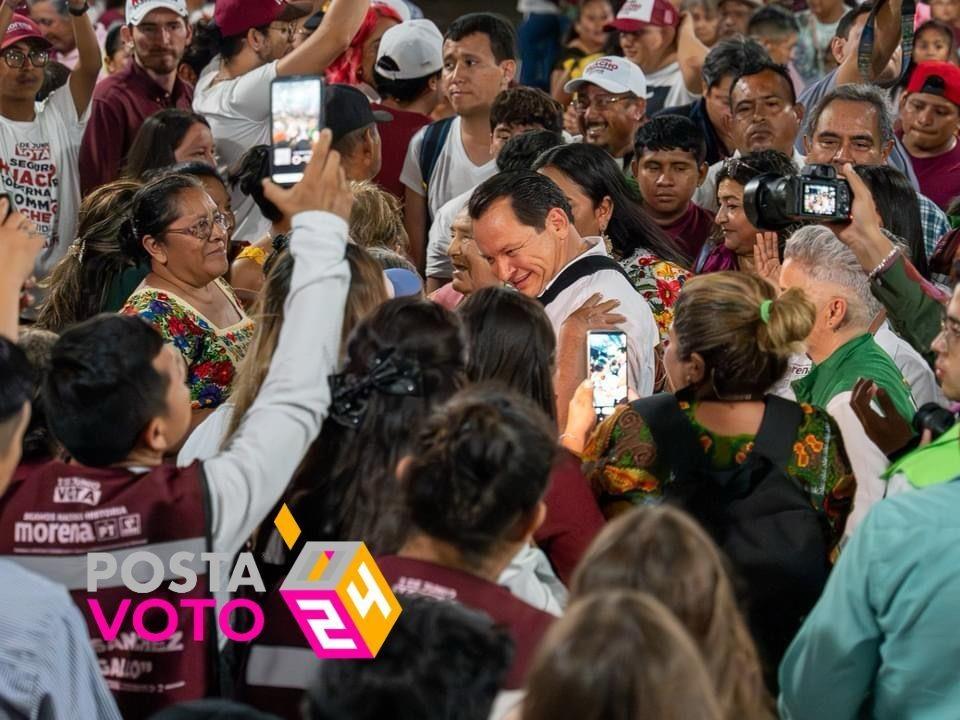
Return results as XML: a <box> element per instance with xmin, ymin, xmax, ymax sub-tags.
<box><xmin>126</xmin><ymin>0</ymin><xmax>188</xmax><ymax>26</ymax></box>
<box><xmin>564</xmin><ymin>56</ymin><xmax>648</xmax><ymax>99</ymax></box>
<box><xmin>605</xmin><ymin>0</ymin><xmax>680</xmax><ymax>31</ymax></box>
<box><xmin>375</xmin><ymin>19</ymin><xmax>443</xmax><ymax>81</ymax></box>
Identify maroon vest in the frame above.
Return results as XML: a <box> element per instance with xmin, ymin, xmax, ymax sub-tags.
<box><xmin>0</xmin><ymin>460</ymin><xmax>216</xmax><ymax>718</ymax></box>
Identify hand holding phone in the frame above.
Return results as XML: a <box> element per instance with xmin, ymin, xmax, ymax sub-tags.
<box><xmin>587</xmin><ymin>330</ymin><xmax>628</xmax><ymax>418</ymax></box>
<box><xmin>270</xmin><ymin>75</ymin><xmax>325</xmax><ymax>186</ymax></box>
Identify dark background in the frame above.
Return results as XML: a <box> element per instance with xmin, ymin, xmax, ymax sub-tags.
<box><xmin>415</xmin><ymin>0</ymin><xmax>522</xmax><ymax>31</ymax></box>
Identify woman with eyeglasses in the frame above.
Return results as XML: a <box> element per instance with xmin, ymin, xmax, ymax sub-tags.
<box><xmin>698</xmin><ymin>149</ymin><xmax>798</xmax><ymax>274</ymax></box>
<box><xmin>120</xmin><ymin>173</ymin><xmax>254</xmax><ymax>416</ymax></box>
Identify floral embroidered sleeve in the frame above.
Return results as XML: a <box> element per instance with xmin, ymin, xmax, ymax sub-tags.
<box><xmin>580</xmin><ymin>404</ymin><xmax>667</xmax><ymax>508</ymax></box>
<box><xmin>620</xmin><ymin>252</ymin><xmax>691</xmax><ymax>342</ymax></box>
<box><xmin>788</xmin><ymin>404</ymin><xmax>856</xmax><ymax>547</ymax></box>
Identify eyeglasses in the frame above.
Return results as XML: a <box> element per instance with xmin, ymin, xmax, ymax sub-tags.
<box><xmin>939</xmin><ymin>313</ymin><xmax>960</xmax><ymax>350</ymax></box>
<box><xmin>720</xmin><ymin>157</ymin><xmax>760</xmax><ymax>179</ymax></box>
<box><xmin>268</xmin><ymin>22</ymin><xmax>295</xmax><ymax>41</ymax></box>
<box><xmin>573</xmin><ymin>94</ymin><xmax>634</xmax><ymax>112</ymax></box>
<box><xmin>164</xmin><ymin>211</ymin><xmax>231</xmax><ymax>243</ymax></box>
<box><xmin>2</xmin><ymin>48</ymin><xmax>49</xmax><ymax>69</ymax></box>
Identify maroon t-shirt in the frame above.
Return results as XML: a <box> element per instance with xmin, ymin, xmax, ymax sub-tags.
<box><xmin>535</xmin><ymin>449</ymin><xmax>605</xmax><ymax>585</ymax></box>
<box><xmin>80</xmin><ymin>60</ymin><xmax>194</xmax><ymax>195</ymax></box>
<box><xmin>376</xmin><ymin>555</ymin><xmax>555</xmax><ymax>689</ymax></box>
<box><xmin>373</xmin><ymin>103</ymin><xmax>430</xmax><ymax>200</ymax></box>
<box><xmin>660</xmin><ymin>202</ymin><xmax>716</xmax><ymax>260</ymax></box>
<box><xmin>904</xmin><ymin>137</ymin><xmax>960</xmax><ymax>210</ymax></box>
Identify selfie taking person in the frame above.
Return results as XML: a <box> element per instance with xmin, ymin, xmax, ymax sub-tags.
<box><xmin>0</xmin><ymin>132</ymin><xmax>352</xmax><ymax>717</ymax></box>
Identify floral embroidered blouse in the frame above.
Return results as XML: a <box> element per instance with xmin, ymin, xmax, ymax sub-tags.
<box><xmin>618</xmin><ymin>249</ymin><xmax>692</xmax><ymax>342</ymax></box>
<box><xmin>581</xmin><ymin>398</ymin><xmax>855</xmax><ymax>544</ymax></box>
<box><xmin>122</xmin><ymin>279</ymin><xmax>255</xmax><ymax>410</ymax></box>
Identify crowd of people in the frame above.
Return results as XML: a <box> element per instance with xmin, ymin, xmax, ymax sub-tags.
<box><xmin>0</xmin><ymin>0</ymin><xmax>959</xmax><ymax>717</ymax></box>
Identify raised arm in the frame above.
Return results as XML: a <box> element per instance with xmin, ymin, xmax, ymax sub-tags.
<box><xmin>0</xmin><ymin>200</ymin><xmax>44</xmax><ymax>340</ymax></box>
<box><xmin>202</xmin><ymin>130</ymin><xmax>353</xmax><ymax>555</ymax></box>
<box><xmin>67</xmin><ymin>0</ymin><xmax>101</xmax><ymax>116</ymax></box>
<box><xmin>277</xmin><ymin>0</ymin><xmax>371</xmax><ymax>78</ymax></box>
<box><xmin>835</xmin><ymin>0</ymin><xmax>903</xmax><ymax>85</ymax></box>
<box><xmin>677</xmin><ymin>13</ymin><xmax>708</xmax><ymax>94</ymax></box>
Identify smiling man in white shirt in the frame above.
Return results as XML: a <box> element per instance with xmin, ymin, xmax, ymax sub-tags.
<box><xmin>469</xmin><ymin>169</ymin><xmax>658</xmax><ymax>397</ymax></box>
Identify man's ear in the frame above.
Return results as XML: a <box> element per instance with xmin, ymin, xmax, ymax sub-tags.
<box><xmin>499</xmin><ymin>59</ymin><xmax>517</xmax><ymax>88</ymax></box>
<box><xmin>697</xmin><ymin>161</ymin><xmax>708</xmax><ymax>185</ymax></box>
<box><xmin>394</xmin><ymin>455</ymin><xmax>415</xmax><ymax>487</ymax></box>
<box><xmin>830</xmin><ymin>35</ymin><xmax>845</xmax><ymax>65</ymax></box>
<box><xmin>546</xmin><ymin>206</ymin><xmax>570</xmax><ymax>234</ymax></box>
<box><xmin>632</xmin><ymin>97</ymin><xmax>647</xmax><ymax>123</ymax></box>
<box><xmin>139</xmin><ymin>416</ymin><xmax>172</xmax><ymax>455</ymax></box>
<box><xmin>827</xmin><ymin>296</ymin><xmax>848</xmax><ymax>329</ymax></box>
<box><xmin>120</xmin><ymin>24</ymin><xmax>134</xmax><ymax>45</ymax></box>
<box><xmin>178</xmin><ymin>63</ymin><xmax>198</xmax><ymax>86</ymax></box>
<box><xmin>793</xmin><ymin>101</ymin><xmax>805</xmax><ymax>127</ymax></box>
<box><xmin>880</xmin><ymin>139</ymin><xmax>894</xmax><ymax>162</ymax></box>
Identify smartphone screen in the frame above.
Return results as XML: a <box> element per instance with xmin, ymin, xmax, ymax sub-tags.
<box><xmin>587</xmin><ymin>330</ymin><xmax>628</xmax><ymax>417</ymax></box>
<box><xmin>270</xmin><ymin>76</ymin><xmax>325</xmax><ymax>186</ymax></box>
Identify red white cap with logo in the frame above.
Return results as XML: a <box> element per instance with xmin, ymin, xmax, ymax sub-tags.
<box><xmin>215</xmin><ymin>0</ymin><xmax>308</xmax><ymax>39</ymax></box>
<box><xmin>1</xmin><ymin>14</ymin><xmax>50</xmax><ymax>51</ymax></box>
<box><xmin>564</xmin><ymin>55</ymin><xmax>648</xmax><ymax>99</ymax></box>
<box><xmin>605</xmin><ymin>0</ymin><xmax>680</xmax><ymax>31</ymax></box>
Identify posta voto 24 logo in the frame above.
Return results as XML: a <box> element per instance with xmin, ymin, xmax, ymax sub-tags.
<box><xmin>84</xmin><ymin>504</ymin><xmax>403</xmax><ymax>658</ymax></box>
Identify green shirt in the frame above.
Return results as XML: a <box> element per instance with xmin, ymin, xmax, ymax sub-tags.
<box><xmin>884</xmin><ymin>423</ymin><xmax>960</xmax><ymax>489</ymax></box>
<box><xmin>792</xmin><ymin>333</ymin><xmax>916</xmax><ymax>423</ymax></box>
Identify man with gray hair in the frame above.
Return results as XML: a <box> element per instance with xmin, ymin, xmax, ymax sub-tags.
<box><xmin>780</xmin><ymin>224</ymin><xmax>918</xmax><ymax>535</ymax></box>
<box><xmin>802</xmin><ymin>83</ymin><xmax>949</xmax><ymax>257</ymax></box>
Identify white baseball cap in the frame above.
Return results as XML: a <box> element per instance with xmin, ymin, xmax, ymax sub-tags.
<box><xmin>374</xmin><ymin>0</ymin><xmax>412</xmax><ymax>23</ymax></box>
<box><xmin>126</xmin><ymin>0</ymin><xmax>188</xmax><ymax>26</ymax></box>
<box><xmin>375</xmin><ymin>19</ymin><xmax>443</xmax><ymax>81</ymax></box>
<box><xmin>564</xmin><ymin>56</ymin><xmax>648</xmax><ymax>99</ymax></box>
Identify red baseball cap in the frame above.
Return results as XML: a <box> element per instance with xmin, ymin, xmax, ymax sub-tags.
<box><xmin>906</xmin><ymin>61</ymin><xmax>960</xmax><ymax>108</ymax></box>
<box><xmin>1</xmin><ymin>14</ymin><xmax>51</xmax><ymax>51</ymax></box>
<box><xmin>605</xmin><ymin>0</ymin><xmax>680</xmax><ymax>31</ymax></box>
<box><xmin>215</xmin><ymin>0</ymin><xmax>308</xmax><ymax>39</ymax></box>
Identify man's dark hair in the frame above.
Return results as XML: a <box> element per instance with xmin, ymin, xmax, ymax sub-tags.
<box><xmin>445</xmin><ymin>13</ymin><xmax>518</xmax><ymax>63</ymax></box>
<box><xmin>837</xmin><ymin>2</ymin><xmax>874</xmax><ymax>40</ymax></box>
<box><xmin>373</xmin><ymin>69</ymin><xmax>441</xmax><ymax>104</ymax></box>
<box><xmin>490</xmin><ymin>87</ymin><xmax>563</xmax><ymax>133</ymax></box>
<box><xmin>496</xmin><ymin>130</ymin><xmax>563</xmax><ymax>171</ymax></box>
<box><xmin>635</xmin><ymin>115</ymin><xmax>707</xmax><ymax>165</ymax></box>
<box><xmin>701</xmin><ymin>37</ymin><xmax>771</xmax><ymax>91</ymax></box>
<box><xmin>304</xmin><ymin>596</ymin><xmax>513</xmax><ymax>720</ymax></box>
<box><xmin>730</xmin><ymin>60</ymin><xmax>797</xmax><ymax>106</ymax></box>
<box><xmin>468</xmin><ymin>170</ymin><xmax>573</xmax><ymax>230</ymax></box>
<box><xmin>43</xmin><ymin>315</ymin><xmax>169</xmax><ymax>467</ymax></box>
<box><xmin>748</xmin><ymin>4</ymin><xmax>800</xmax><ymax>36</ymax></box>
<box><xmin>0</xmin><ymin>337</ymin><xmax>33</xmax><ymax>456</ymax></box>
<box><xmin>229</xmin><ymin>145</ymin><xmax>283</xmax><ymax>223</ymax></box>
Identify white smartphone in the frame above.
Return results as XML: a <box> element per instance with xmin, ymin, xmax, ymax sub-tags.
<box><xmin>270</xmin><ymin>75</ymin><xmax>325</xmax><ymax>186</ymax></box>
<box><xmin>587</xmin><ymin>330</ymin><xmax>628</xmax><ymax>418</ymax></box>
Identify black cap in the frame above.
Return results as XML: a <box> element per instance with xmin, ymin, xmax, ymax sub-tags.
<box><xmin>325</xmin><ymin>85</ymin><xmax>392</xmax><ymax>144</ymax></box>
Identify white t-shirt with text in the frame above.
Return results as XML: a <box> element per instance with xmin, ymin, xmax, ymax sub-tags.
<box><xmin>0</xmin><ymin>86</ymin><xmax>89</xmax><ymax>281</ymax></box>
<box><xmin>193</xmin><ymin>60</ymin><xmax>278</xmax><ymax>242</ymax></box>
<box><xmin>644</xmin><ymin>61</ymin><xmax>698</xmax><ymax>117</ymax></box>
<box><xmin>400</xmin><ymin>115</ymin><xmax>496</xmax><ymax>218</ymax></box>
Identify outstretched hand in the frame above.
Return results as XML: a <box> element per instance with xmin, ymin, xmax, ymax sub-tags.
<box><xmin>850</xmin><ymin>377</ymin><xmax>914</xmax><ymax>456</ymax></box>
<box><xmin>753</xmin><ymin>231</ymin><xmax>782</xmax><ymax>287</ymax></box>
<box><xmin>262</xmin><ymin>129</ymin><xmax>353</xmax><ymax>222</ymax></box>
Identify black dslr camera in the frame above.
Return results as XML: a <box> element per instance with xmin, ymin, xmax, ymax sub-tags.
<box><xmin>743</xmin><ymin>164</ymin><xmax>852</xmax><ymax>231</ymax></box>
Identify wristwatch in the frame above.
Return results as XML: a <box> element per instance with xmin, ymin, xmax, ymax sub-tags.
<box><xmin>68</xmin><ymin>1</ymin><xmax>89</xmax><ymax>15</ymax></box>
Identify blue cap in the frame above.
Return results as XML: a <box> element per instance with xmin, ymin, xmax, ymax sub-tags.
<box><xmin>385</xmin><ymin>268</ymin><xmax>423</xmax><ymax>297</ymax></box>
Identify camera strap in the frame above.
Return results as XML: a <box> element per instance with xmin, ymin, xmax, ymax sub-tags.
<box><xmin>857</xmin><ymin>0</ymin><xmax>915</xmax><ymax>88</ymax></box>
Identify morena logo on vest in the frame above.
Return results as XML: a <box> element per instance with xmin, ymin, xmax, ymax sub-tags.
<box><xmin>84</xmin><ymin>504</ymin><xmax>403</xmax><ymax>659</ymax></box>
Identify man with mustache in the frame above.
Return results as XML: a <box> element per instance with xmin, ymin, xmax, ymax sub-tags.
<box><xmin>564</xmin><ymin>55</ymin><xmax>647</xmax><ymax>172</ymax></box>
<box><xmin>694</xmin><ymin>60</ymin><xmax>804</xmax><ymax>212</ymax></box>
<box><xmin>80</xmin><ymin>0</ymin><xmax>194</xmax><ymax>194</ymax></box>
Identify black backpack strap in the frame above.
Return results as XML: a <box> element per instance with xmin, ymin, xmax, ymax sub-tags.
<box><xmin>752</xmin><ymin>395</ymin><xmax>805</xmax><ymax>469</ymax></box>
<box><xmin>629</xmin><ymin>393</ymin><xmax>706</xmax><ymax>480</ymax></box>
<box><xmin>418</xmin><ymin>116</ymin><xmax>455</xmax><ymax>200</ymax></box>
<box><xmin>537</xmin><ymin>255</ymin><xmax>632</xmax><ymax>307</ymax></box>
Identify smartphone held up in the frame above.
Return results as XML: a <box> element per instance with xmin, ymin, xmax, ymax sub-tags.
<box><xmin>587</xmin><ymin>330</ymin><xmax>628</xmax><ymax>419</ymax></box>
<box><xmin>270</xmin><ymin>75</ymin><xmax>325</xmax><ymax>186</ymax></box>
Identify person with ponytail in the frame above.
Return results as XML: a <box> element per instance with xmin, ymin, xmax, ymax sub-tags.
<box><xmin>325</xmin><ymin>2</ymin><xmax>402</xmax><ymax>99</ymax></box>
<box><xmin>34</xmin><ymin>179</ymin><xmax>141</xmax><ymax>332</ymax></box>
<box><xmin>564</xmin><ymin>271</ymin><xmax>854</xmax><ymax>543</ymax></box>
<box><xmin>119</xmin><ymin>173</ymin><xmax>254</xmax><ymax>414</ymax></box>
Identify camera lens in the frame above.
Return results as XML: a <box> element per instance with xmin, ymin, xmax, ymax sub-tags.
<box><xmin>743</xmin><ymin>174</ymin><xmax>795</xmax><ymax>231</ymax></box>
